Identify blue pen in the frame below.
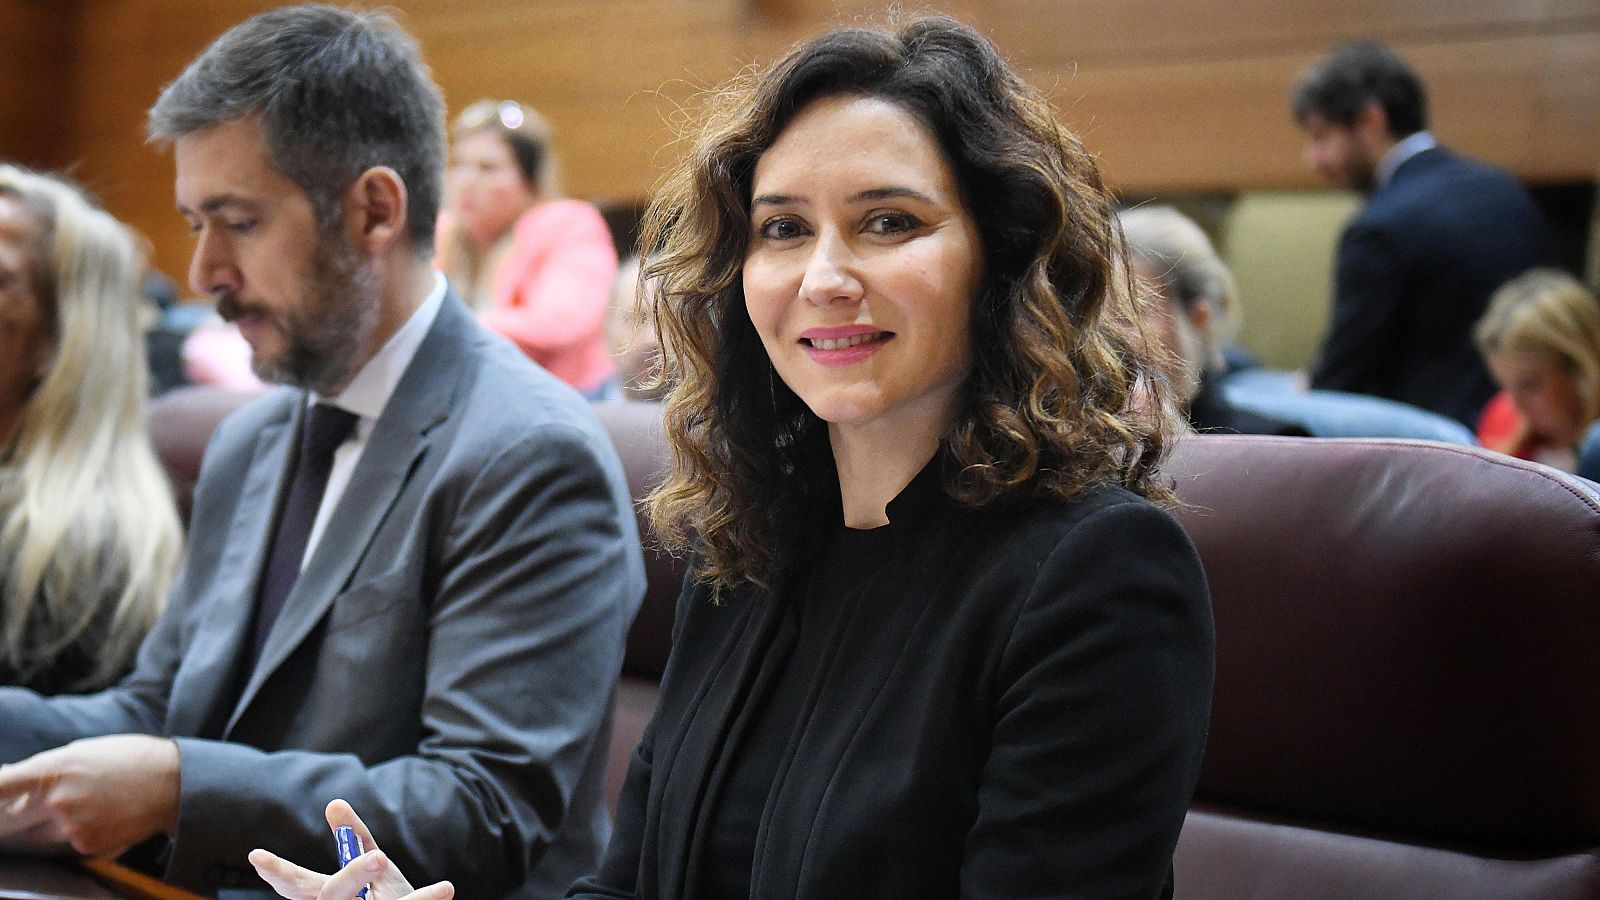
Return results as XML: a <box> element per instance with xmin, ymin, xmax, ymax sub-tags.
<box><xmin>335</xmin><ymin>825</ymin><xmax>372</xmax><ymax>899</ymax></box>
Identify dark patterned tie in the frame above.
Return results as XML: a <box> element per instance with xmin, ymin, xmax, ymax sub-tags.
<box><xmin>246</xmin><ymin>402</ymin><xmax>358</xmax><ymax>669</ymax></box>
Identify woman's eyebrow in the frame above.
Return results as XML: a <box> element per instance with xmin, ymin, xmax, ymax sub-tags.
<box><xmin>750</xmin><ymin>193</ymin><xmax>802</xmax><ymax>210</ymax></box>
<box><xmin>752</xmin><ymin>186</ymin><xmax>936</xmax><ymax>211</ymax></box>
<box><xmin>852</xmin><ymin>186</ymin><xmax>934</xmax><ymax>204</ymax></box>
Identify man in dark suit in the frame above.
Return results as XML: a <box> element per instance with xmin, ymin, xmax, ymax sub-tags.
<box><xmin>0</xmin><ymin>6</ymin><xmax>644</xmax><ymax>898</ymax></box>
<box><xmin>1292</xmin><ymin>40</ymin><xmax>1547</xmax><ymax>428</ymax></box>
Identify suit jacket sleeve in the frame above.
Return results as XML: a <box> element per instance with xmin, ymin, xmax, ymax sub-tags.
<box><xmin>962</xmin><ymin>501</ymin><xmax>1214</xmax><ymax>899</ymax></box>
<box><xmin>565</xmin><ymin>570</ymin><xmax>703</xmax><ymax>900</ymax></box>
<box><xmin>168</xmin><ymin>422</ymin><xmax>635</xmax><ymax>896</ymax></box>
<box><xmin>1310</xmin><ymin>222</ymin><xmax>1408</xmax><ymax>394</ymax></box>
<box><xmin>564</xmin><ymin>713</ymin><xmax>653</xmax><ymax>899</ymax></box>
<box><xmin>0</xmin><ymin>605</ymin><xmax>180</xmax><ymax>762</ymax></box>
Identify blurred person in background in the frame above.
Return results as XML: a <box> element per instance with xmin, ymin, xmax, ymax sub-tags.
<box><xmin>1291</xmin><ymin>39</ymin><xmax>1547</xmax><ymax>428</ymax></box>
<box><xmin>604</xmin><ymin>254</ymin><xmax>666</xmax><ymax>401</ymax></box>
<box><xmin>436</xmin><ymin>99</ymin><xmax>620</xmax><ymax>400</ymax></box>
<box><xmin>0</xmin><ymin>165</ymin><xmax>182</xmax><ymax>694</ymax></box>
<box><xmin>1120</xmin><ymin>206</ymin><xmax>1307</xmax><ymax>436</ymax></box>
<box><xmin>1474</xmin><ymin>268</ymin><xmax>1600</xmax><ymax>473</ymax></box>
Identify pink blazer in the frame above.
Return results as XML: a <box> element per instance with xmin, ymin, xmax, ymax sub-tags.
<box><xmin>441</xmin><ymin>200</ymin><xmax>619</xmax><ymax>393</ymax></box>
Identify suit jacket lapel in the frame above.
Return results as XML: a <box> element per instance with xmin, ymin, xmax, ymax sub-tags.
<box><xmin>226</xmin><ymin>296</ymin><xmax>473</xmax><ymax>731</ymax></box>
<box><xmin>653</xmin><ymin>585</ymin><xmax>788</xmax><ymax>899</ymax></box>
<box><xmin>166</xmin><ymin>400</ymin><xmax>299</xmax><ymax>739</ymax></box>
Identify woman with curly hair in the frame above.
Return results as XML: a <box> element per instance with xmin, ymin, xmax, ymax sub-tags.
<box><xmin>251</xmin><ymin>15</ymin><xmax>1213</xmax><ymax>900</ymax></box>
<box><xmin>0</xmin><ymin>166</ymin><xmax>183</xmax><ymax>694</ymax></box>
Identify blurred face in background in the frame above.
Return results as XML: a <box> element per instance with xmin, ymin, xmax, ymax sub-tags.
<box><xmin>1132</xmin><ymin>258</ymin><xmax>1208</xmax><ymax>407</ymax></box>
<box><xmin>0</xmin><ymin>195</ymin><xmax>49</xmax><ymax>438</ymax></box>
<box><xmin>1487</xmin><ymin>349</ymin><xmax>1586</xmax><ymax>448</ymax></box>
<box><xmin>448</xmin><ymin>129</ymin><xmax>537</xmax><ymax>249</ymax></box>
<box><xmin>606</xmin><ymin>257</ymin><xmax>667</xmax><ymax>401</ymax></box>
<box><xmin>1300</xmin><ymin>109</ymin><xmax>1379</xmax><ymax>191</ymax></box>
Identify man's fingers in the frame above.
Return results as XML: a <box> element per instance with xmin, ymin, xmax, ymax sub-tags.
<box><xmin>406</xmin><ymin>881</ymin><xmax>454</xmax><ymax>900</ymax></box>
<box><xmin>320</xmin><ymin>849</ymin><xmax>410</xmax><ymax>900</ymax></box>
<box><xmin>323</xmin><ymin>799</ymin><xmax>380</xmax><ymax>854</ymax></box>
<box><xmin>366</xmin><ymin>850</ymin><xmax>419</xmax><ymax>898</ymax></box>
<box><xmin>248</xmin><ymin>847</ymin><xmax>329</xmax><ymax>900</ymax></box>
<box><xmin>0</xmin><ymin>765</ymin><xmax>54</xmax><ymax>841</ymax></box>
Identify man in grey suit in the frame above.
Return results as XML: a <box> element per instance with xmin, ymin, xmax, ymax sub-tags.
<box><xmin>0</xmin><ymin>6</ymin><xmax>645</xmax><ymax>898</ymax></box>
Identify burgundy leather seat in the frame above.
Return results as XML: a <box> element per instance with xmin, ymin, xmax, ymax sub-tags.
<box><xmin>159</xmin><ymin>392</ymin><xmax>1600</xmax><ymax>893</ymax></box>
<box><xmin>590</xmin><ymin>401</ymin><xmax>685</xmax><ymax>810</ymax></box>
<box><xmin>1167</xmin><ymin>435</ymin><xmax>1600</xmax><ymax>899</ymax></box>
<box><xmin>149</xmin><ymin>385</ymin><xmax>263</xmax><ymax>523</ymax></box>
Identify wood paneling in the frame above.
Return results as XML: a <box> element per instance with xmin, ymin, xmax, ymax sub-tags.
<box><xmin>1032</xmin><ymin>28</ymin><xmax>1600</xmax><ymax>193</ymax></box>
<box><xmin>6</xmin><ymin>0</ymin><xmax>1596</xmax><ymax>282</ymax></box>
<box><xmin>0</xmin><ymin>1</ymin><xmax>77</xmax><ymax>169</ymax></box>
<box><xmin>988</xmin><ymin>0</ymin><xmax>1600</xmax><ymax>66</ymax></box>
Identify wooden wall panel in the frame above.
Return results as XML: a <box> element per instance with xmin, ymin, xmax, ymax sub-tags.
<box><xmin>1031</xmin><ymin>28</ymin><xmax>1600</xmax><ymax>194</ymax></box>
<box><xmin>0</xmin><ymin>0</ymin><xmax>76</xmax><ymax>169</ymax></box>
<box><xmin>59</xmin><ymin>1</ymin><xmax>280</xmax><ymax>283</ymax></box>
<box><xmin>987</xmin><ymin>0</ymin><xmax>1600</xmax><ymax>65</ymax></box>
<box><xmin>6</xmin><ymin>0</ymin><xmax>1596</xmax><ymax>282</ymax></box>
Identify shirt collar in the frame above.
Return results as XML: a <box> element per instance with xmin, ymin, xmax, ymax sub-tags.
<box><xmin>313</xmin><ymin>271</ymin><xmax>447</xmax><ymax>420</ymax></box>
<box><xmin>1376</xmin><ymin>131</ymin><xmax>1437</xmax><ymax>188</ymax></box>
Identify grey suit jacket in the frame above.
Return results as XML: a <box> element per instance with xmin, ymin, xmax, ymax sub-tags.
<box><xmin>0</xmin><ymin>294</ymin><xmax>646</xmax><ymax>898</ymax></box>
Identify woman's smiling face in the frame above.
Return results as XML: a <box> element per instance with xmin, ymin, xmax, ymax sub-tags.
<box><xmin>742</xmin><ymin>93</ymin><xmax>983</xmax><ymax>438</ymax></box>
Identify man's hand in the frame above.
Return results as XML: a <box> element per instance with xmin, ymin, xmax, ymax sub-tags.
<box><xmin>0</xmin><ymin>735</ymin><xmax>181</xmax><ymax>858</ymax></box>
<box><xmin>249</xmin><ymin>799</ymin><xmax>455</xmax><ymax>900</ymax></box>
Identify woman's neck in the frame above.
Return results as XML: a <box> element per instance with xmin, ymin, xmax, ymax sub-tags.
<box><xmin>829</xmin><ymin>411</ymin><xmax>947</xmax><ymax>529</ymax></box>
<box><xmin>465</xmin><ymin>199</ymin><xmax>539</xmax><ymax>255</ymax></box>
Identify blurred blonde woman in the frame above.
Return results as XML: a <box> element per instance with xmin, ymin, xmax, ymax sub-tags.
<box><xmin>1474</xmin><ymin>268</ymin><xmax>1600</xmax><ymax>471</ymax></box>
<box><xmin>436</xmin><ymin>99</ymin><xmax>620</xmax><ymax>399</ymax></box>
<box><xmin>0</xmin><ymin>166</ymin><xmax>182</xmax><ymax>694</ymax></box>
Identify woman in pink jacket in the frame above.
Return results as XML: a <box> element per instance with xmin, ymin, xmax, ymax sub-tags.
<box><xmin>437</xmin><ymin>100</ymin><xmax>620</xmax><ymax>399</ymax></box>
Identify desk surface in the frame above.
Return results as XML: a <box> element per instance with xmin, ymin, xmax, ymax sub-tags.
<box><xmin>0</xmin><ymin>857</ymin><xmax>204</xmax><ymax>900</ymax></box>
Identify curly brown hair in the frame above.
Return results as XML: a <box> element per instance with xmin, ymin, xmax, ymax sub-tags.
<box><xmin>642</xmin><ymin>15</ymin><xmax>1173</xmax><ymax>591</ymax></box>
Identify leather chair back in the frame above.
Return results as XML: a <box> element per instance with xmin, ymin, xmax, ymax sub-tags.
<box><xmin>1167</xmin><ymin>435</ymin><xmax>1600</xmax><ymax>899</ymax></box>
<box><xmin>149</xmin><ymin>385</ymin><xmax>262</xmax><ymax>523</ymax></box>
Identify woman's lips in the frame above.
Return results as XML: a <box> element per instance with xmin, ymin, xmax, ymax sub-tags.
<box><xmin>799</xmin><ymin>327</ymin><xmax>893</xmax><ymax>367</ymax></box>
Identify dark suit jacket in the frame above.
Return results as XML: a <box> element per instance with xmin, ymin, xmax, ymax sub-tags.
<box><xmin>571</xmin><ymin>470</ymin><xmax>1214</xmax><ymax>899</ymax></box>
<box><xmin>1310</xmin><ymin>146</ymin><xmax>1547</xmax><ymax>427</ymax></box>
<box><xmin>0</xmin><ymin>295</ymin><xmax>646</xmax><ymax>899</ymax></box>
<box><xmin>1187</xmin><ymin>377</ymin><xmax>1310</xmax><ymax>438</ymax></box>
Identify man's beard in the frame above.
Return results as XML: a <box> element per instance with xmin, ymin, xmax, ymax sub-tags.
<box><xmin>219</xmin><ymin>235</ymin><xmax>381</xmax><ymax>394</ymax></box>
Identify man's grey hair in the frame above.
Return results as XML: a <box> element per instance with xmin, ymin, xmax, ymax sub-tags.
<box><xmin>148</xmin><ymin>3</ymin><xmax>446</xmax><ymax>254</ymax></box>
<box><xmin>1118</xmin><ymin>205</ymin><xmax>1239</xmax><ymax>372</ymax></box>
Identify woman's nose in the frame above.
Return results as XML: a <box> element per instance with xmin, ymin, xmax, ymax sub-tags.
<box><xmin>798</xmin><ymin>233</ymin><xmax>863</xmax><ymax>307</ymax></box>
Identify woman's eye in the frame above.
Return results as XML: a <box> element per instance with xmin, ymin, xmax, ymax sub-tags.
<box><xmin>227</xmin><ymin>220</ymin><xmax>257</xmax><ymax>234</ymax></box>
<box><xmin>759</xmin><ymin>217</ymin><xmax>807</xmax><ymax>241</ymax></box>
<box><xmin>866</xmin><ymin>212</ymin><xmax>920</xmax><ymax>235</ymax></box>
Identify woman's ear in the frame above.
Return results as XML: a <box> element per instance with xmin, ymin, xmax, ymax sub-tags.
<box><xmin>343</xmin><ymin>167</ymin><xmax>409</xmax><ymax>254</ymax></box>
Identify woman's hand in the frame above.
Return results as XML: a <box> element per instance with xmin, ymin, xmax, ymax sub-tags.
<box><xmin>248</xmin><ymin>799</ymin><xmax>454</xmax><ymax>900</ymax></box>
